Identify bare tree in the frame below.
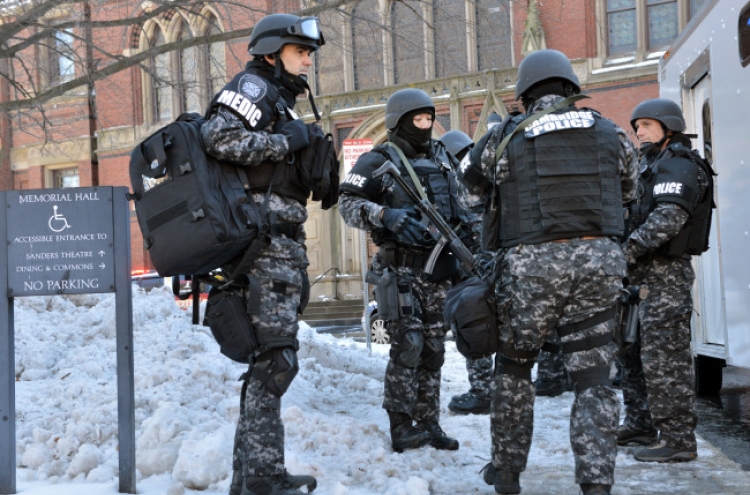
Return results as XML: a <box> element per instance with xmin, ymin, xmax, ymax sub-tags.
<box><xmin>0</xmin><ymin>0</ymin><xmax>358</xmax><ymax>114</ymax></box>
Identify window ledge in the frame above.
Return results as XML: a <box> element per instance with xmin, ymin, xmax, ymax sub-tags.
<box><xmin>593</xmin><ymin>57</ymin><xmax>661</xmax><ymax>75</ymax></box>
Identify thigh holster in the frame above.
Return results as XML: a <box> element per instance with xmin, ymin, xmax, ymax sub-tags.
<box><xmin>390</xmin><ymin>330</ymin><xmax>424</xmax><ymax>368</ymax></box>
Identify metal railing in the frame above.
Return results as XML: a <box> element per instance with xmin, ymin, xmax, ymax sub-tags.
<box><xmin>309</xmin><ymin>267</ymin><xmax>339</xmax><ymax>299</ymax></box>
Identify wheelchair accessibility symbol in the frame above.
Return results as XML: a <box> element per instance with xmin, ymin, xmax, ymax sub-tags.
<box><xmin>48</xmin><ymin>205</ymin><xmax>71</xmax><ymax>232</ymax></box>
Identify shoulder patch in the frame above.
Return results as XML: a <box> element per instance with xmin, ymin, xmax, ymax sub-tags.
<box><xmin>238</xmin><ymin>74</ymin><xmax>267</xmax><ymax>103</ymax></box>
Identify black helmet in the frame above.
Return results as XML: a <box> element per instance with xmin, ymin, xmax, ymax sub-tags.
<box><xmin>385</xmin><ymin>88</ymin><xmax>435</xmax><ymax>130</ymax></box>
<box><xmin>515</xmin><ymin>49</ymin><xmax>580</xmax><ymax>99</ymax></box>
<box><xmin>439</xmin><ymin>130</ymin><xmax>474</xmax><ymax>158</ymax></box>
<box><xmin>487</xmin><ymin>112</ymin><xmax>502</xmax><ymax>129</ymax></box>
<box><xmin>630</xmin><ymin>98</ymin><xmax>685</xmax><ymax>133</ymax></box>
<box><xmin>248</xmin><ymin>14</ymin><xmax>325</xmax><ymax>56</ymax></box>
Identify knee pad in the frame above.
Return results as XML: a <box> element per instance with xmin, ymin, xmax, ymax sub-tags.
<box><xmin>420</xmin><ymin>337</ymin><xmax>445</xmax><ymax>371</ymax></box>
<box><xmin>250</xmin><ymin>347</ymin><xmax>299</xmax><ymax>397</ymax></box>
<box><xmin>390</xmin><ymin>330</ymin><xmax>424</xmax><ymax>368</ymax></box>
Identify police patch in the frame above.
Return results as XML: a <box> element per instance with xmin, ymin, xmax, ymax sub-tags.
<box><xmin>524</xmin><ymin>110</ymin><xmax>596</xmax><ymax>138</ymax></box>
<box><xmin>653</xmin><ymin>181</ymin><xmax>684</xmax><ymax>196</ymax></box>
<box><xmin>238</xmin><ymin>74</ymin><xmax>267</xmax><ymax>103</ymax></box>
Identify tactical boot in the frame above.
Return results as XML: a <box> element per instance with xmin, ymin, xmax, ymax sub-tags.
<box><xmin>580</xmin><ymin>483</ymin><xmax>612</xmax><ymax>495</ymax></box>
<box><xmin>448</xmin><ymin>390</ymin><xmax>491</xmax><ymax>414</ymax></box>
<box><xmin>229</xmin><ymin>469</ymin><xmax>243</xmax><ymax>495</ymax></box>
<box><xmin>616</xmin><ymin>426</ymin><xmax>658</xmax><ymax>446</ymax></box>
<box><xmin>417</xmin><ymin>420</ymin><xmax>459</xmax><ymax>450</ymax></box>
<box><xmin>388</xmin><ymin>411</ymin><xmax>431</xmax><ymax>453</ymax></box>
<box><xmin>534</xmin><ymin>377</ymin><xmax>573</xmax><ymax>397</ymax></box>
<box><xmin>282</xmin><ymin>470</ymin><xmax>316</xmax><ymax>492</ymax></box>
<box><xmin>242</xmin><ymin>474</ymin><xmax>306</xmax><ymax>495</ymax></box>
<box><xmin>480</xmin><ymin>462</ymin><xmax>521</xmax><ymax>494</ymax></box>
<box><xmin>633</xmin><ymin>441</ymin><xmax>697</xmax><ymax>463</ymax></box>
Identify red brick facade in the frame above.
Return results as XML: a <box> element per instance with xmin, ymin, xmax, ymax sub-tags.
<box><xmin>1</xmin><ymin>0</ymin><xmax>675</xmax><ymax>276</ymax></box>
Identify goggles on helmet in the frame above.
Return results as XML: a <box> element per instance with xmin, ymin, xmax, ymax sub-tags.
<box><xmin>288</xmin><ymin>17</ymin><xmax>323</xmax><ymax>42</ymax></box>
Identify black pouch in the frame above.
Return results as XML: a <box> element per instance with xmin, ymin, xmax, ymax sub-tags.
<box><xmin>204</xmin><ymin>288</ymin><xmax>257</xmax><ymax>363</ymax></box>
<box><xmin>373</xmin><ymin>268</ymin><xmax>400</xmax><ymax>321</ymax></box>
<box><xmin>444</xmin><ymin>276</ymin><xmax>498</xmax><ymax>359</ymax></box>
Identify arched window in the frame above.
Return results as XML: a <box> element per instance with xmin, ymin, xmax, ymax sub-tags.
<box><xmin>151</xmin><ymin>26</ymin><xmax>173</xmax><ymax>122</ymax></box>
<box><xmin>390</xmin><ymin>0</ymin><xmax>426</xmax><ymax>84</ymax></box>
<box><xmin>433</xmin><ymin>0</ymin><xmax>468</xmax><ymax>78</ymax></box>
<box><xmin>352</xmin><ymin>1</ymin><xmax>384</xmax><ymax>90</ymax></box>
<box><xmin>314</xmin><ymin>9</ymin><xmax>345</xmax><ymax>96</ymax></box>
<box><xmin>178</xmin><ymin>20</ymin><xmax>201</xmax><ymax>113</ymax></box>
<box><xmin>475</xmin><ymin>0</ymin><xmax>512</xmax><ymax>71</ymax></box>
<box><xmin>204</xmin><ymin>14</ymin><xmax>226</xmax><ymax>98</ymax></box>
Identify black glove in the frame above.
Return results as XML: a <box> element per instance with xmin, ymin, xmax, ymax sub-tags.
<box><xmin>381</xmin><ymin>208</ymin><xmax>429</xmax><ymax>246</ymax></box>
<box><xmin>278</xmin><ymin>119</ymin><xmax>309</xmax><ymax>153</ymax></box>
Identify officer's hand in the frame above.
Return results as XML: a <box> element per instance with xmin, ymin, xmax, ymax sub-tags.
<box><xmin>278</xmin><ymin>119</ymin><xmax>309</xmax><ymax>153</ymax></box>
<box><xmin>381</xmin><ymin>208</ymin><xmax>429</xmax><ymax>245</ymax></box>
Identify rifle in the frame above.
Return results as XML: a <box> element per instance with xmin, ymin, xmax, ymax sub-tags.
<box><xmin>372</xmin><ymin>160</ymin><xmax>476</xmax><ymax>276</ymax></box>
<box><xmin>618</xmin><ymin>278</ymin><xmax>648</xmax><ymax>351</ymax></box>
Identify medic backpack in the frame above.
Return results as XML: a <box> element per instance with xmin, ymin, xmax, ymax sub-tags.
<box><xmin>127</xmin><ymin>113</ymin><xmax>264</xmax><ymax>278</ymax></box>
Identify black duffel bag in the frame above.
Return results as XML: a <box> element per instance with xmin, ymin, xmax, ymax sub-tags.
<box><xmin>444</xmin><ymin>276</ymin><xmax>497</xmax><ymax>359</ymax></box>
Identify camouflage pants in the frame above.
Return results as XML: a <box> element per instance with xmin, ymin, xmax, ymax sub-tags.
<box><xmin>233</xmin><ymin>237</ymin><xmax>307</xmax><ymax>478</ymax></box>
<box><xmin>491</xmin><ymin>238</ymin><xmax>623</xmax><ymax>485</ymax></box>
<box><xmin>536</xmin><ymin>332</ymin><xmax>568</xmax><ymax>384</ymax></box>
<box><xmin>466</xmin><ymin>356</ymin><xmax>494</xmax><ymax>394</ymax></box>
<box><xmin>465</xmin><ymin>340</ymin><xmax>566</xmax><ymax>394</ymax></box>
<box><xmin>372</xmin><ymin>252</ymin><xmax>450</xmax><ymax>423</ymax></box>
<box><xmin>620</xmin><ymin>255</ymin><xmax>697</xmax><ymax>450</ymax></box>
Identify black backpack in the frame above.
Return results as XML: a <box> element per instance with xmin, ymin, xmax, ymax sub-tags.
<box><xmin>128</xmin><ymin>113</ymin><xmax>264</xmax><ymax>278</ymax></box>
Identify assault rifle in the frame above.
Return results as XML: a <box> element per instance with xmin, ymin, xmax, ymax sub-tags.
<box><xmin>372</xmin><ymin>160</ymin><xmax>476</xmax><ymax>276</ymax></box>
<box><xmin>618</xmin><ymin>278</ymin><xmax>648</xmax><ymax>351</ymax></box>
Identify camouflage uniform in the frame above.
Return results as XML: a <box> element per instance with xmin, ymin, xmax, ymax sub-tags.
<box><xmin>458</xmin><ymin>94</ymin><xmax>638</xmax><ymax>487</ymax></box>
<box><xmin>465</xmin><ymin>355</ymin><xmax>494</xmax><ymax>394</ymax></box>
<box><xmin>202</xmin><ymin>69</ymin><xmax>310</xmax><ymax>481</ymax></box>
<box><xmin>620</xmin><ymin>147</ymin><xmax>708</xmax><ymax>453</ymax></box>
<box><xmin>339</xmin><ymin>127</ymin><xmax>470</xmax><ymax>450</ymax></box>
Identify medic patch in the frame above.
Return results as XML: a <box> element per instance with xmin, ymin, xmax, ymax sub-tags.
<box><xmin>238</xmin><ymin>74</ymin><xmax>267</xmax><ymax>103</ymax></box>
<box><xmin>653</xmin><ymin>181</ymin><xmax>684</xmax><ymax>196</ymax></box>
<box><xmin>341</xmin><ymin>172</ymin><xmax>367</xmax><ymax>188</ymax></box>
<box><xmin>524</xmin><ymin>110</ymin><xmax>596</xmax><ymax>138</ymax></box>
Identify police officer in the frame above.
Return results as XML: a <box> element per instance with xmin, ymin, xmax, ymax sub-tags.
<box><xmin>339</xmin><ymin>88</ymin><xmax>469</xmax><ymax>453</ymax></box>
<box><xmin>618</xmin><ymin>98</ymin><xmax>712</xmax><ymax>463</ymax></box>
<box><xmin>457</xmin><ymin>49</ymin><xmax>638</xmax><ymax>495</ymax></box>
<box><xmin>440</xmin><ymin>130</ymin><xmax>571</xmax><ymax>414</ymax></box>
<box><xmin>201</xmin><ymin>14</ymin><xmax>326</xmax><ymax>495</ymax></box>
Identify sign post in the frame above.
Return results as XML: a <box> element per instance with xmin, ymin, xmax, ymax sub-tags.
<box><xmin>0</xmin><ymin>186</ymin><xmax>134</xmax><ymax>494</ymax></box>
<box><xmin>341</xmin><ymin>139</ymin><xmax>374</xmax><ymax>349</ymax></box>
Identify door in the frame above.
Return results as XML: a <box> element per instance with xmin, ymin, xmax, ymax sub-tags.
<box><xmin>685</xmin><ymin>74</ymin><xmax>726</xmax><ymax>350</ymax></box>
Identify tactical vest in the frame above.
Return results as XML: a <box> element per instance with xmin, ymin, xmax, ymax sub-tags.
<box><xmin>491</xmin><ymin>110</ymin><xmax>624</xmax><ymax>247</ymax></box>
<box><xmin>371</xmin><ymin>143</ymin><xmax>466</xmax><ymax>247</ymax></box>
<box><xmin>632</xmin><ymin>143</ymin><xmax>714</xmax><ymax>256</ymax></box>
<box><xmin>206</xmin><ymin>67</ymin><xmax>310</xmax><ymax>204</ymax></box>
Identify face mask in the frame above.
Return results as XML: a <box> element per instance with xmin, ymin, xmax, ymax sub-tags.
<box><xmin>394</xmin><ymin>110</ymin><xmax>434</xmax><ymax>150</ymax></box>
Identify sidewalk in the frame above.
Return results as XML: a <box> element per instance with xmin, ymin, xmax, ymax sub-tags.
<box><xmin>510</xmin><ymin>434</ymin><xmax>750</xmax><ymax>495</ymax></box>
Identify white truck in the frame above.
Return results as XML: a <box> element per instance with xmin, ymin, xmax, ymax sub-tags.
<box><xmin>659</xmin><ymin>0</ymin><xmax>750</xmax><ymax>394</ymax></box>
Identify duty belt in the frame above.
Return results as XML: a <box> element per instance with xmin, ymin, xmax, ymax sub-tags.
<box><xmin>270</xmin><ymin>223</ymin><xmax>302</xmax><ymax>240</ymax></box>
<box><xmin>379</xmin><ymin>246</ymin><xmax>431</xmax><ymax>270</ymax></box>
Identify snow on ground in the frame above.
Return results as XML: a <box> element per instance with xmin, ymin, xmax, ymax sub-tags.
<box><xmin>7</xmin><ymin>286</ymin><xmax>742</xmax><ymax>495</ymax></box>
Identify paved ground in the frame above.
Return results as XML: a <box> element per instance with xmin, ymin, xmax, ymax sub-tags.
<box><xmin>320</xmin><ymin>325</ymin><xmax>750</xmax><ymax>494</ymax></box>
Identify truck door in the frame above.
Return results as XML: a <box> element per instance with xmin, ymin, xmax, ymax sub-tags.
<box><xmin>684</xmin><ymin>72</ymin><xmax>726</xmax><ymax>353</ymax></box>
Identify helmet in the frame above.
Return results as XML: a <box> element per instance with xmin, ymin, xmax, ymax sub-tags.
<box><xmin>439</xmin><ymin>130</ymin><xmax>474</xmax><ymax>158</ymax></box>
<box><xmin>248</xmin><ymin>14</ymin><xmax>325</xmax><ymax>56</ymax></box>
<box><xmin>515</xmin><ymin>49</ymin><xmax>580</xmax><ymax>99</ymax></box>
<box><xmin>487</xmin><ymin>112</ymin><xmax>502</xmax><ymax>129</ymax></box>
<box><xmin>385</xmin><ymin>88</ymin><xmax>435</xmax><ymax>130</ymax></box>
<box><xmin>629</xmin><ymin>98</ymin><xmax>685</xmax><ymax>133</ymax></box>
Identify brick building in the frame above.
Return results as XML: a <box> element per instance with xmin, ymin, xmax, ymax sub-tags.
<box><xmin>0</xmin><ymin>0</ymin><xmax>708</xmax><ymax>300</ymax></box>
